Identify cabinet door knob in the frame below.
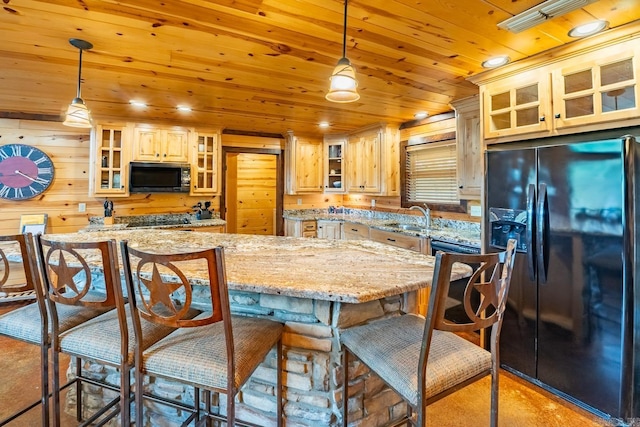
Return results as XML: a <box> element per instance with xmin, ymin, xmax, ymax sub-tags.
<box><xmin>554</xmin><ymin>113</ymin><xmax>561</xmax><ymax>119</ymax></box>
<box><xmin>459</xmin><ymin>185</ymin><xmax>464</xmax><ymax>189</ymax></box>
<box><xmin>539</xmin><ymin>116</ymin><xmax>546</xmax><ymax>122</ymax></box>
<box><xmin>156</xmin><ymin>153</ymin><xmax>160</xmax><ymax>157</ymax></box>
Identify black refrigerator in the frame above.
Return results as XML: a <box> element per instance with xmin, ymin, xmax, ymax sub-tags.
<box><xmin>484</xmin><ymin>127</ymin><xmax>640</xmax><ymax>419</ymax></box>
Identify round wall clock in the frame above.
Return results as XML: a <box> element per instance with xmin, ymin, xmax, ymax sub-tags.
<box><xmin>0</xmin><ymin>143</ymin><xmax>55</xmax><ymax>200</ymax></box>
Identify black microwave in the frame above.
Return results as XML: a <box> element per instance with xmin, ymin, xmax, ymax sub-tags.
<box><xmin>129</xmin><ymin>162</ymin><xmax>191</xmax><ymax>193</ymax></box>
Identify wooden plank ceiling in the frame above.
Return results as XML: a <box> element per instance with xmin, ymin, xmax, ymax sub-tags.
<box><xmin>0</xmin><ymin>0</ymin><xmax>638</xmax><ymax>136</ymax></box>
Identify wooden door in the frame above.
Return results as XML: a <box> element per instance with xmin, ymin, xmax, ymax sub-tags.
<box><xmin>225</xmin><ymin>152</ymin><xmax>277</xmax><ymax>235</ymax></box>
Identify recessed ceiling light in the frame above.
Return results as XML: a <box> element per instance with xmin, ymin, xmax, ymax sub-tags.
<box><xmin>129</xmin><ymin>100</ymin><xmax>147</xmax><ymax>108</ymax></box>
<box><xmin>414</xmin><ymin>111</ymin><xmax>428</xmax><ymax>120</ymax></box>
<box><xmin>482</xmin><ymin>56</ymin><xmax>510</xmax><ymax>68</ymax></box>
<box><xmin>318</xmin><ymin>122</ymin><xmax>330</xmax><ymax>128</ymax></box>
<box><xmin>177</xmin><ymin>105</ymin><xmax>192</xmax><ymax>112</ymax></box>
<box><xmin>569</xmin><ymin>20</ymin><xmax>608</xmax><ymax>38</ymax></box>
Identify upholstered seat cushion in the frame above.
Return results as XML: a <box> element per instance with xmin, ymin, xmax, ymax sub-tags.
<box><xmin>340</xmin><ymin>313</ymin><xmax>491</xmax><ymax>406</ymax></box>
<box><xmin>0</xmin><ymin>301</ymin><xmax>111</xmax><ymax>345</ymax></box>
<box><xmin>58</xmin><ymin>306</ymin><xmax>193</xmax><ymax>365</ymax></box>
<box><xmin>142</xmin><ymin>314</ymin><xmax>283</xmax><ymax>390</ymax></box>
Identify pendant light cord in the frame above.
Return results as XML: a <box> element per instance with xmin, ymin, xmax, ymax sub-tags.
<box><xmin>342</xmin><ymin>0</ymin><xmax>348</xmax><ymax>58</ymax></box>
<box><xmin>76</xmin><ymin>48</ymin><xmax>83</xmax><ymax>99</ymax></box>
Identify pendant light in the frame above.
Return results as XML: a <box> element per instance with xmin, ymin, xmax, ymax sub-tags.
<box><xmin>63</xmin><ymin>38</ymin><xmax>94</xmax><ymax>128</ymax></box>
<box><xmin>326</xmin><ymin>0</ymin><xmax>360</xmax><ymax>103</ymax></box>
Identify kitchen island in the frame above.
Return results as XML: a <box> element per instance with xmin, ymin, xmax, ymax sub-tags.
<box><xmin>37</xmin><ymin>230</ymin><xmax>471</xmax><ymax>426</ymax></box>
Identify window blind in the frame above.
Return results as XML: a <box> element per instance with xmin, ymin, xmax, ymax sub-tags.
<box><xmin>405</xmin><ymin>139</ymin><xmax>458</xmax><ymax>204</ymax></box>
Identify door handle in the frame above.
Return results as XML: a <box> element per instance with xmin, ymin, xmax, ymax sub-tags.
<box><xmin>536</xmin><ymin>183</ymin><xmax>550</xmax><ymax>284</ymax></box>
<box><xmin>526</xmin><ymin>183</ymin><xmax>536</xmax><ymax>281</ymax></box>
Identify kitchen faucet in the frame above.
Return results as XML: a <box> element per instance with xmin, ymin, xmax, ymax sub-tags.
<box><xmin>410</xmin><ymin>204</ymin><xmax>431</xmax><ymax>231</ymax></box>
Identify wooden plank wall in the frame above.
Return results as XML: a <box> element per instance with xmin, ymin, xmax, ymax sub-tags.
<box><xmin>0</xmin><ymin>119</ymin><xmax>220</xmax><ymax>235</ymax></box>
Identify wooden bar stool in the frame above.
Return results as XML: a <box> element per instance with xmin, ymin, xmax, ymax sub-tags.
<box><xmin>36</xmin><ymin>236</ymin><xmax>181</xmax><ymax>427</ymax></box>
<box><xmin>120</xmin><ymin>241</ymin><xmax>284</xmax><ymax>426</ymax></box>
<box><xmin>341</xmin><ymin>239</ymin><xmax>517</xmax><ymax>427</ymax></box>
<box><xmin>0</xmin><ymin>233</ymin><xmax>49</xmax><ymax>426</ymax></box>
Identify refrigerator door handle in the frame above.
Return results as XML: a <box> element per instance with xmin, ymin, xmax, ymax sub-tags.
<box><xmin>526</xmin><ymin>183</ymin><xmax>537</xmax><ymax>281</ymax></box>
<box><xmin>537</xmin><ymin>183</ymin><xmax>550</xmax><ymax>284</ymax></box>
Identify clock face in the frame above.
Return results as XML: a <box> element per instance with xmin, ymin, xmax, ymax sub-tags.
<box><xmin>0</xmin><ymin>144</ymin><xmax>54</xmax><ymax>200</ymax></box>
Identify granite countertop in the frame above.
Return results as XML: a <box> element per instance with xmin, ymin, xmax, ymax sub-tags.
<box><xmin>284</xmin><ymin>211</ymin><xmax>481</xmax><ymax>248</ymax></box>
<box><xmin>39</xmin><ymin>230</ymin><xmax>471</xmax><ymax>304</ymax></box>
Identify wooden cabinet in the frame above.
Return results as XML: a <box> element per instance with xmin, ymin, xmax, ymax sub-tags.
<box><xmin>132</xmin><ymin>126</ymin><xmax>189</xmax><ymax>163</ymax></box>
<box><xmin>285</xmin><ymin>132</ymin><xmax>323</xmax><ymax>194</ymax></box>
<box><xmin>451</xmin><ymin>96</ymin><xmax>482</xmax><ymax>200</ymax></box>
<box><xmin>342</xmin><ymin>222</ymin><xmax>370</xmax><ymax>240</ymax></box>
<box><xmin>345</xmin><ymin>124</ymin><xmax>399</xmax><ymax>195</ymax></box>
<box><xmin>346</xmin><ymin>128</ymin><xmax>381</xmax><ymax>193</ymax></box>
<box><xmin>481</xmin><ymin>68</ymin><xmax>551</xmax><ymax>140</ymax></box>
<box><xmin>317</xmin><ymin>220</ymin><xmax>342</xmax><ymax>239</ymax></box>
<box><xmin>324</xmin><ymin>136</ymin><xmax>345</xmax><ymax>193</ymax></box>
<box><xmin>191</xmin><ymin>131</ymin><xmax>221</xmax><ymax>195</ymax></box>
<box><xmin>369</xmin><ymin>228</ymin><xmax>424</xmax><ymax>253</ymax></box>
<box><xmin>551</xmin><ymin>42</ymin><xmax>640</xmax><ymax>130</ymax></box>
<box><xmin>284</xmin><ymin>219</ymin><xmax>317</xmax><ymax>237</ymax></box>
<box><xmin>476</xmin><ymin>36</ymin><xmax>640</xmax><ymax>143</ymax></box>
<box><xmin>90</xmin><ymin>124</ymin><xmax>129</xmax><ymax>197</ymax></box>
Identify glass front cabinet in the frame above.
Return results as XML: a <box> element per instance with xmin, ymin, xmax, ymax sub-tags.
<box><xmin>479</xmin><ymin>36</ymin><xmax>640</xmax><ymax>142</ymax></box>
<box><xmin>191</xmin><ymin>131</ymin><xmax>221</xmax><ymax>195</ymax></box>
<box><xmin>90</xmin><ymin>124</ymin><xmax>129</xmax><ymax>197</ymax></box>
<box><xmin>324</xmin><ymin>136</ymin><xmax>345</xmax><ymax>193</ymax></box>
<box><xmin>552</xmin><ymin>45</ymin><xmax>639</xmax><ymax>129</ymax></box>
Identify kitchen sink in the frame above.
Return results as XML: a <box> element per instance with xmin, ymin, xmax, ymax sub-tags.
<box><xmin>384</xmin><ymin>223</ymin><xmax>424</xmax><ymax>232</ymax></box>
<box><xmin>397</xmin><ymin>224</ymin><xmax>424</xmax><ymax>232</ymax></box>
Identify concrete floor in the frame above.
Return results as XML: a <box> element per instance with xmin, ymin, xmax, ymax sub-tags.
<box><xmin>0</xmin><ymin>300</ymin><xmax>609</xmax><ymax>426</ymax></box>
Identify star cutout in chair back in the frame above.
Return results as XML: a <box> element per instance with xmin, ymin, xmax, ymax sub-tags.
<box><xmin>47</xmin><ymin>249</ymin><xmax>90</xmax><ymax>302</ymax></box>
<box><xmin>138</xmin><ymin>261</ymin><xmax>189</xmax><ymax>320</ymax></box>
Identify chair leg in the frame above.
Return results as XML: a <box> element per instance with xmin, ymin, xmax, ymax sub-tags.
<box><xmin>491</xmin><ymin>367</ymin><xmax>499</xmax><ymax>427</ymax></box>
<box><xmin>227</xmin><ymin>387</ymin><xmax>235</xmax><ymax>427</ymax></box>
<box><xmin>135</xmin><ymin>369</ymin><xmax>145</xmax><ymax>426</ymax></box>
<box><xmin>121</xmin><ymin>364</ymin><xmax>131</xmax><ymax>426</ymax></box>
<box><xmin>75</xmin><ymin>356</ymin><xmax>82</xmax><ymax>422</ymax></box>
<box><xmin>195</xmin><ymin>386</ymin><xmax>201</xmax><ymax>422</ymax></box>
<box><xmin>50</xmin><ymin>348</ymin><xmax>60</xmax><ymax>427</ymax></box>
<box><xmin>41</xmin><ymin>343</ymin><xmax>50</xmax><ymax>427</ymax></box>
<box><xmin>342</xmin><ymin>347</ymin><xmax>349</xmax><ymax>427</ymax></box>
<box><xmin>276</xmin><ymin>339</ymin><xmax>283</xmax><ymax>427</ymax></box>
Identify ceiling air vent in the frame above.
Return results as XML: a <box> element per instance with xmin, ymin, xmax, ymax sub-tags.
<box><xmin>497</xmin><ymin>0</ymin><xmax>599</xmax><ymax>33</ymax></box>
